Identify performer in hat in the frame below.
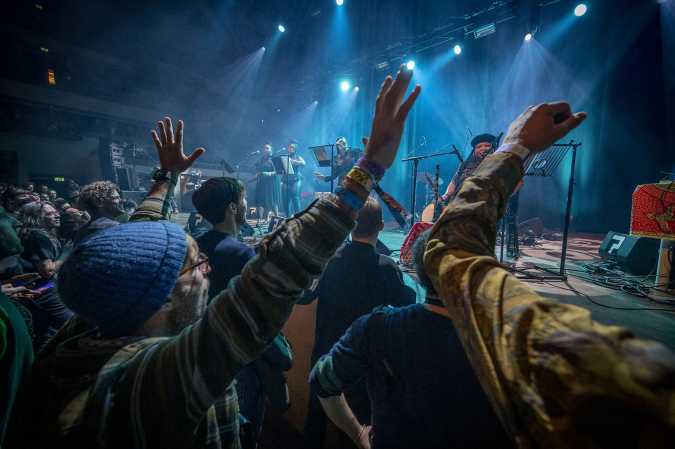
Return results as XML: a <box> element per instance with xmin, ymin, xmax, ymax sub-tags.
<box><xmin>441</xmin><ymin>133</ymin><xmax>497</xmax><ymax>202</ymax></box>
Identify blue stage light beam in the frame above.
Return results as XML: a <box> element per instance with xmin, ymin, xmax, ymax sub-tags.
<box><xmin>278</xmin><ymin>24</ymin><xmax>286</xmax><ymax>33</ymax></box>
<box><xmin>453</xmin><ymin>44</ymin><xmax>462</xmax><ymax>55</ymax></box>
<box><xmin>574</xmin><ymin>4</ymin><xmax>588</xmax><ymax>17</ymax></box>
<box><xmin>340</xmin><ymin>80</ymin><xmax>351</xmax><ymax>92</ymax></box>
<box><xmin>336</xmin><ymin>0</ymin><xmax>344</xmax><ymax>5</ymax></box>
<box><xmin>524</xmin><ymin>33</ymin><xmax>533</xmax><ymax>42</ymax></box>
<box><xmin>406</xmin><ymin>60</ymin><xmax>416</xmax><ymax>70</ymax></box>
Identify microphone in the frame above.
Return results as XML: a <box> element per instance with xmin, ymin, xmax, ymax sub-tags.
<box><xmin>248</xmin><ymin>150</ymin><xmax>261</xmax><ymax>156</ymax></box>
<box><xmin>451</xmin><ymin>145</ymin><xmax>464</xmax><ymax>164</ymax></box>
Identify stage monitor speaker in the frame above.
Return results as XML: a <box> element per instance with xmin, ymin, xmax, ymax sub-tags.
<box><xmin>599</xmin><ymin>231</ymin><xmax>660</xmax><ymax>275</ymax></box>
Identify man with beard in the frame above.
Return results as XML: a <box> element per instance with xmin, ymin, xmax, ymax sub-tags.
<box><xmin>441</xmin><ymin>133</ymin><xmax>497</xmax><ymax>202</ymax></box>
<box><xmin>192</xmin><ymin>177</ymin><xmax>253</xmax><ymax>300</ymax></box>
<box><xmin>73</xmin><ymin>180</ymin><xmax>124</xmax><ymax>244</ymax></box>
<box><xmin>193</xmin><ymin>177</ymin><xmax>293</xmax><ymax>449</ymax></box>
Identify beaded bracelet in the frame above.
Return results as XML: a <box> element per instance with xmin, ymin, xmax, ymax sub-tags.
<box><xmin>357</xmin><ymin>157</ymin><xmax>385</xmax><ymax>181</ymax></box>
<box><xmin>335</xmin><ymin>186</ymin><xmax>365</xmax><ymax>212</ymax></box>
<box><xmin>345</xmin><ymin>166</ymin><xmax>374</xmax><ymax>191</ymax></box>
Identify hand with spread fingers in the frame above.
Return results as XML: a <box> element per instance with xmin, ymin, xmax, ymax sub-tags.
<box><xmin>503</xmin><ymin>102</ymin><xmax>587</xmax><ymax>153</ymax></box>
<box><xmin>364</xmin><ymin>65</ymin><xmax>421</xmax><ymax>170</ymax></box>
<box><xmin>150</xmin><ymin>117</ymin><xmax>205</xmax><ymax>172</ymax></box>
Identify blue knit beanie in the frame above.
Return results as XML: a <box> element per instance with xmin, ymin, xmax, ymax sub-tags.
<box><xmin>58</xmin><ymin>221</ymin><xmax>188</xmax><ymax>337</ymax></box>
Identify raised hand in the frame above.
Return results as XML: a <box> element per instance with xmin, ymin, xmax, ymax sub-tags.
<box><xmin>503</xmin><ymin>102</ymin><xmax>587</xmax><ymax>153</ymax></box>
<box><xmin>364</xmin><ymin>66</ymin><xmax>421</xmax><ymax>170</ymax></box>
<box><xmin>150</xmin><ymin>117</ymin><xmax>205</xmax><ymax>172</ymax></box>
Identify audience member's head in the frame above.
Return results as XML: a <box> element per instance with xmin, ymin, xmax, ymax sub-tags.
<box><xmin>262</xmin><ymin>143</ymin><xmax>273</xmax><ymax>157</ymax></box>
<box><xmin>19</xmin><ymin>202</ymin><xmax>60</xmax><ymax>234</ymax></box>
<box><xmin>22</xmin><ymin>181</ymin><xmax>34</xmax><ymax>192</ymax></box>
<box><xmin>38</xmin><ymin>185</ymin><xmax>49</xmax><ymax>195</ymax></box>
<box><xmin>39</xmin><ymin>194</ymin><xmax>50</xmax><ymax>203</ymax></box>
<box><xmin>78</xmin><ymin>181</ymin><xmax>122</xmax><ymax>219</ymax></box>
<box><xmin>48</xmin><ymin>190</ymin><xmax>57</xmax><ymax>202</ymax></box>
<box><xmin>2</xmin><ymin>188</ymin><xmax>39</xmax><ymax>213</ymax></box>
<box><xmin>412</xmin><ymin>229</ymin><xmax>436</xmax><ymax>295</ymax></box>
<box><xmin>351</xmin><ymin>196</ymin><xmax>384</xmax><ymax>242</ymax></box>
<box><xmin>58</xmin><ymin>221</ymin><xmax>209</xmax><ymax>337</ymax></box>
<box><xmin>192</xmin><ymin>177</ymin><xmax>246</xmax><ymax>228</ymax></box>
<box><xmin>58</xmin><ymin>207</ymin><xmax>90</xmax><ymax>242</ymax></box>
<box><xmin>53</xmin><ymin>198</ymin><xmax>69</xmax><ymax>211</ymax></box>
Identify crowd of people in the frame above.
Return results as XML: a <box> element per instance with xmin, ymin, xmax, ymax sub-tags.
<box><xmin>1</xmin><ymin>66</ymin><xmax>674</xmax><ymax>449</ymax></box>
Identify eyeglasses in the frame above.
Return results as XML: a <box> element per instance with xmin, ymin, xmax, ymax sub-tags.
<box><xmin>180</xmin><ymin>252</ymin><xmax>211</xmax><ymax>276</ymax></box>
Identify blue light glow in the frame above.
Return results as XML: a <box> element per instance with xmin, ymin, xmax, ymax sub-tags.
<box><xmin>278</xmin><ymin>24</ymin><xmax>286</xmax><ymax>33</ymax></box>
<box><xmin>336</xmin><ymin>0</ymin><xmax>344</xmax><ymax>5</ymax></box>
<box><xmin>524</xmin><ymin>33</ymin><xmax>533</xmax><ymax>42</ymax></box>
<box><xmin>574</xmin><ymin>4</ymin><xmax>587</xmax><ymax>17</ymax></box>
<box><xmin>406</xmin><ymin>60</ymin><xmax>416</xmax><ymax>70</ymax></box>
<box><xmin>340</xmin><ymin>80</ymin><xmax>351</xmax><ymax>92</ymax></box>
<box><xmin>453</xmin><ymin>44</ymin><xmax>462</xmax><ymax>55</ymax></box>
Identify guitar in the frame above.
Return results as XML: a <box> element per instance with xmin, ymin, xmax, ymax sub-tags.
<box><xmin>421</xmin><ymin>165</ymin><xmax>447</xmax><ymax>223</ymax></box>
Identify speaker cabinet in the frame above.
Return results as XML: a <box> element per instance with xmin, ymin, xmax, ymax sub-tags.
<box><xmin>599</xmin><ymin>231</ymin><xmax>660</xmax><ymax>275</ymax></box>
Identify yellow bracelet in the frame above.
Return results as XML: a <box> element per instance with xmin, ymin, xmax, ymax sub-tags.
<box><xmin>345</xmin><ymin>166</ymin><xmax>374</xmax><ymax>191</ymax></box>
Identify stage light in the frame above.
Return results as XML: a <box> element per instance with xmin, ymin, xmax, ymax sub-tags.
<box><xmin>453</xmin><ymin>44</ymin><xmax>462</xmax><ymax>55</ymax></box>
<box><xmin>406</xmin><ymin>60</ymin><xmax>415</xmax><ymax>70</ymax></box>
<box><xmin>354</xmin><ymin>86</ymin><xmax>360</xmax><ymax>92</ymax></box>
<box><xmin>278</xmin><ymin>24</ymin><xmax>286</xmax><ymax>33</ymax></box>
<box><xmin>524</xmin><ymin>33</ymin><xmax>532</xmax><ymax>42</ymax></box>
<box><xmin>261</xmin><ymin>46</ymin><xmax>266</xmax><ymax>51</ymax></box>
<box><xmin>340</xmin><ymin>80</ymin><xmax>351</xmax><ymax>92</ymax></box>
<box><xmin>574</xmin><ymin>3</ymin><xmax>587</xmax><ymax>17</ymax></box>
<box><xmin>336</xmin><ymin>0</ymin><xmax>344</xmax><ymax>5</ymax></box>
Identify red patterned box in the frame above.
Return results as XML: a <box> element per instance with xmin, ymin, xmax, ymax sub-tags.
<box><xmin>631</xmin><ymin>182</ymin><xmax>675</xmax><ymax>240</ymax></box>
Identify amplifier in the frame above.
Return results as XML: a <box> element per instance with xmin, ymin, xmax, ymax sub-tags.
<box><xmin>599</xmin><ymin>231</ymin><xmax>660</xmax><ymax>275</ymax></box>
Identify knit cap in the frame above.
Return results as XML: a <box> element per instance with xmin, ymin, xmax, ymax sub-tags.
<box><xmin>57</xmin><ymin>221</ymin><xmax>187</xmax><ymax>337</ymax></box>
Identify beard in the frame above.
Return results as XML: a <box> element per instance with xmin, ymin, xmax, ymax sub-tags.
<box><xmin>166</xmin><ymin>275</ymin><xmax>210</xmax><ymax>333</ymax></box>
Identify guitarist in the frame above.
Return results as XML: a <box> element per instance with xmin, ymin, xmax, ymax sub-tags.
<box><xmin>441</xmin><ymin>133</ymin><xmax>497</xmax><ymax>202</ymax></box>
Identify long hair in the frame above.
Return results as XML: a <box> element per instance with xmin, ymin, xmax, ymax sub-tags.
<box><xmin>18</xmin><ymin>201</ymin><xmax>49</xmax><ymax>239</ymax></box>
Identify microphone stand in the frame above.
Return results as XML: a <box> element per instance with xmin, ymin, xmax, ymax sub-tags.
<box><xmin>402</xmin><ymin>150</ymin><xmax>454</xmax><ymax>228</ymax></box>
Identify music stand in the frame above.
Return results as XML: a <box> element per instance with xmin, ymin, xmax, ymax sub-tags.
<box><xmin>511</xmin><ymin>140</ymin><xmax>582</xmax><ymax>281</ymax></box>
<box><xmin>310</xmin><ymin>144</ymin><xmax>336</xmax><ymax>192</ymax></box>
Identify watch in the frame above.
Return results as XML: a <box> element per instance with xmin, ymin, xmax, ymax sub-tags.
<box><xmin>151</xmin><ymin>168</ymin><xmax>172</xmax><ymax>183</ymax></box>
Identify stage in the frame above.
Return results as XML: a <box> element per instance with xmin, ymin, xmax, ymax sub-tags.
<box><xmin>378</xmin><ymin>229</ymin><xmax>675</xmax><ymax>351</ymax></box>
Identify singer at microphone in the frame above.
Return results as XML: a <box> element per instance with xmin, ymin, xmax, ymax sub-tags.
<box><xmin>441</xmin><ymin>133</ymin><xmax>498</xmax><ymax>202</ymax></box>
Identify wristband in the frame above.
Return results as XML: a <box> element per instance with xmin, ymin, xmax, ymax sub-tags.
<box><xmin>345</xmin><ymin>166</ymin><xmax>374</xmax><ymax>191</ymax></box>
<box><xmin>335</xmin><ymin>186</ymin><xmax>365</xmax><ymax>212</ymax></box>
<box><xmin>357</xmin><ymin>157</ymin><xmax>385</xmax><ymax>181</ymax></box>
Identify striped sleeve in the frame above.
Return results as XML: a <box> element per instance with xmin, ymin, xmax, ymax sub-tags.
<box><xmin>115</xmin><ymin>197</ymin><xmax>355</xmax><ymax>448</ymax></box>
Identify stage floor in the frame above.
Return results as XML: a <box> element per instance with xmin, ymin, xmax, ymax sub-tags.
<box><xmin>378</xmin><ymin>229</ymin><xmax>675</xmax><ymax>351</ymax></box>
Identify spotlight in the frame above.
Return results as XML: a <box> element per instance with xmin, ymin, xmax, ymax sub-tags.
<box><xmin>574</xmin><ymin>3</ymin><xmax>587</xmax><ymax>17</ymax></box>
<box><xmin>524</xmin><ymin>33</ymin><xmax>532</xmax><ymax>42</ymax></box>
<box><xmin>354</xmin><ymin>86</ymin><xmax>360</xmax><ymax>92</ymax></box>
<box><xmin>278</xmin><ymin>24</ymin><xmax>286</xmax><ymax>33</ymax></box>
<box><xmin>453</xmin><ymin>44</ymin><xmax>462</xmax><ymax>55</ymax></box>
<box><xmin>261</xmin><ymin>46</ymin><xmax>266</xmax><ymax>51</ymax></box>
<box><xmin>314</xmin><ymin>100</ymin><xmax>319</xmax><ymax>104</ymax></box>
<box><xmin>405</xmin><ymin>60</ymin><xmax>415</xmax><ymax>70</ymax></box>
<box><xmin>340</xmin><ymin>80</ymin><xmax>351</xmax><ymax>92</ymax></box>
<box><xmin>336</xmin><ymin>0</ymin><xmax>344</xmax><ymax>5</ymax></box>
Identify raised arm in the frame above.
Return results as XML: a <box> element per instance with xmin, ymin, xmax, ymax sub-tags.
<box><xmin>424</xmin><ymin>103</ymin><xmax>675</xmax><ymax>446</ymax></box>
<box><xmin>131</xmin><ymin>117</ymin><xmax>204</xmax><ymax>221</ymax></box>
<box><xmin>120</xmin><ymin>68</ymin><xmax>421</xmax><ymax>447</ymax></box>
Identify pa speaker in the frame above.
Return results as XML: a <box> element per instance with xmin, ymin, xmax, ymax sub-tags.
<box><xmin>599</xmin><ymin>231</ymin><xmax>660</xmax><ymax>275</ymax></box>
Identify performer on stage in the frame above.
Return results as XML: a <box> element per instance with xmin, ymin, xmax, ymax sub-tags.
<box><xmin>254</xmin><ymin>143</ymin><xmax>280</xmax><ymax>218</ymax></box>
<box><xmin>441</xmin><ymin>133</ymin><xmax>497</xmax><ymax>202</ymax></box>
<box><xmin>313</xmin><ymin>137</ymin><xmax>356</xmax><ymax>188</ymax></box>
<box><xmin>281</xmin><ymin>140</ymin><xmax>306</xmax><ymax>216</ymax></box>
